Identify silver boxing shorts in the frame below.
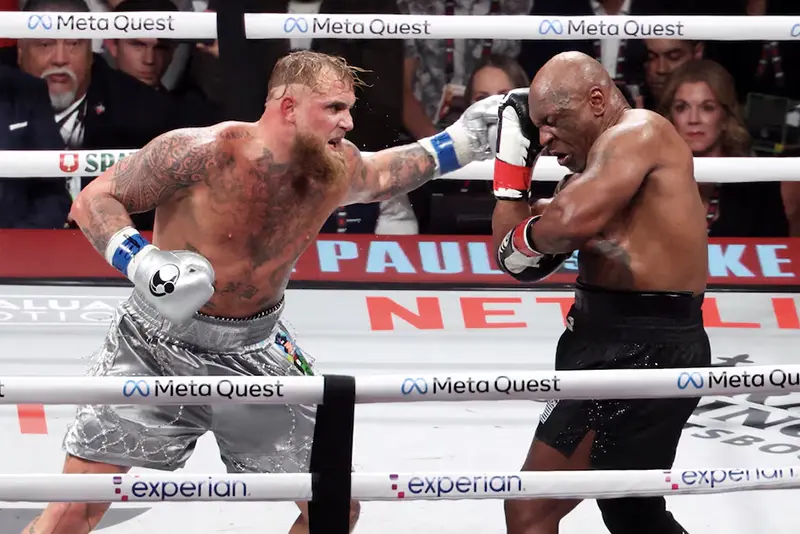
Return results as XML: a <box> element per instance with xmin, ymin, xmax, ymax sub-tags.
<box><xmin>63</xmin><ymin>290</ymin><xmax>317</xmax><ymax>474</ymax></box>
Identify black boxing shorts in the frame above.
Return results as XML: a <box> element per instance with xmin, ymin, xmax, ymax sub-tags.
<box><xmin>534</xmin><ymin>281</ymin><xmax>711</xmax><ymax>471</ymax></box>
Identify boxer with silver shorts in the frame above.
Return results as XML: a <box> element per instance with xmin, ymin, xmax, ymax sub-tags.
<box><xmin>24</xmin><ymin>49</ymin><xmax>501</xmax><ymax>534</ymax></box>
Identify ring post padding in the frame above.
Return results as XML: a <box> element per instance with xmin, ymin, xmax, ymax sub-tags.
<box><xmin>309</xmin><ymin>375</ymin><xmax>356</xmax><ymax>534</ymax></box>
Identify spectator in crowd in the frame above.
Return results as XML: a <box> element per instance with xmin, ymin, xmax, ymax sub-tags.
<box><xmin>693</xmin><ymin>1</ymin><xmax>800</xmax><ymax>160</ymax></box>
<box><xmin>184</xmin><ymin>0</ymin><xmax>291</xmax><ymax>117</ymax></box>
<box><xmin>659</xmin><ymin>60</ymin><xmax>790</xmax><ymax>237</ymax></box>
<box><xmin>0</xmin><ymin>64</ymin><xmax>72</xmax><ymax>228</ymax></box>
<box><xmin>420</xmin><ymin>54</ymin><xmax>529</xmax><ymax>235</ymax></box>
<box><xmin>399</xmin><ymin>0</ymin><xmax>531</xmax><ymax>138</ymax></box>
<box><xmin>9</xmin><ymin>0</ymin><xmax>220</xmax><ymax>229</ymax></box>
<box><xmin>464</xmin><ymin>54</ymin><xmax>529</xmax><ymax>105</ymax></box>
<box><xmin>693</xmin><ymin>1</ymin><xmax>800</xmax><ymax>103</ymax></box>
<box><xmin>519</xmin><ymin>0</ymin><xmax>684</xmax><ymax>103</ymax></box>
<box><xmin>642</xmin><ymin>39</ymin><xmax>704</xmax><ymax>110</ymax></box>
<box><xmin>399</xmin><ymin>0</ymin><xmax>532</xmax><ymax>234</ymax></box>
<box><xmin>103</xmin><ymin>0</ymin><xmax>179</xmax><ymax>90</ymax></box>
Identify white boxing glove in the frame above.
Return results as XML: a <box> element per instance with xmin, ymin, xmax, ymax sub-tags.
<box><xmin>418</xmin><ymin>94</ymin><xmax>504</xmax><ymax>176</ymax></box>
<box><xmin>105</xmin><ymin>227</ymin><xmax>215</xmax><ymax>324</ymax></box>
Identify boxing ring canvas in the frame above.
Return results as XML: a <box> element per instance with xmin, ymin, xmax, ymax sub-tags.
<box><xmin>0</xmin><ymin>284</ymin><xmax>799</xmax><ymax>533</ymax></box>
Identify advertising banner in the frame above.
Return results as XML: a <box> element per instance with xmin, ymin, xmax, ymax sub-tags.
<box><xmin>1</xmin><ymin>231</ymin><xmax>798</xmax><ymax>288</ymax></box>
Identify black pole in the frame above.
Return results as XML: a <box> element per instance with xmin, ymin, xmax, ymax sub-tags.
<box><xmin>214</xmin><ymin>0</ymin><xmax>290</xmax><ymax>121</ymax></box>
<box><xmin>308</xmin><ymin>374</ymin><xmax>356</xmax><ymax>534</ymax></box>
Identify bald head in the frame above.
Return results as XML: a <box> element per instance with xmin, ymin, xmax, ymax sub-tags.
<box><xmin>528</xmin><ymin>52</ymin><xmax>627</xmax><ymax>173</ymax></box>
<box><xmin>531</xmin><ymin>52</ymin><xmax>615</xmax><ymax>111</ymax></box>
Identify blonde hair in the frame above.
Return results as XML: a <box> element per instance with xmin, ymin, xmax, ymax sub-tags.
<box><xmin>267</xmin><ymin>50</ymin><xmax>367</xmax><ymax>97</ymax></box>
<box><xmin>658</xmin><ymin>59</ymin><xmax>751</xmax><ymax>157</ymax></box>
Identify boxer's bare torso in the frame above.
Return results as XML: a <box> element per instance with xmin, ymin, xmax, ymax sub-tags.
<box><xmin>145</xmin><ymin>122</ymin><xmax>352</xmax><ymax>317</ymax></box>
<box><xmin>76</xmin><ymin>120</ymin><xmax>435</xmax><ymax>318</ymax></box>
<box><xmin>569</xmin><ymin>109</ymin><xmax>708</xmax><ymax>294</ymax></box>
<box><xmin>492</xmin><ymin>52</ymin><xmax>709</xmax><ymax>296</ymax></box>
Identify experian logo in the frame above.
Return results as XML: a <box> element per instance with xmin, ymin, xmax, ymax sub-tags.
<box><xmin>390</xmin><ymin>473</ymin><xmax>523</xmax><ymax>498</ymax></box>
<box><xmin>114</xmin><ymin>475</ymin><xmax>249</xmax><ymax>501</ymax></box>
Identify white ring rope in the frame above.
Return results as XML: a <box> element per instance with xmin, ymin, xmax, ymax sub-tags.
<box><xmin>0</xmin><ymin>468</ymin><xmax>798</xmax><ymax>502</ymax></box>
<box><xmin>0</xmin><ymin>365</ymin><xmax>797</xmax><ymax>405</ymax></box>
<box><xmin>5</xmin><ymin>12</ymin><xmax>800</xmax><ymax>41</ymax></box>
<box><xmin>2</xmin><ymin>150</ymin><xmax>799</xmax><ymax>183</ymax></box>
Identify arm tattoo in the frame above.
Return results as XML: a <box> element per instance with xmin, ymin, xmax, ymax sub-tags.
<box><xmin>79</xmin><ymin>194</ymin><xmax>134</xmax><ymax>252</ymax></box>
<box><xmin>112</xmin><ymin>128</ymin><xmax>216</xmax><ymax>211</ymax></box>
<box><xmin>355</xmin><ymin>144</ymin><xmax>436</xmax><ymax>202</ymax></box>
<box><xmin>78</xmin><ymin>128</ymin><xmax>218</xmax><ymax>252</ymax></box>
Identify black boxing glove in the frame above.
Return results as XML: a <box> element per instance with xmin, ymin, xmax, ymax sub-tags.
<box><xmin>493</xmin><ymin>88</ymin><xmax>540</xmax><ymax>202</ymax></box>
<box><xmin>496</xmin><ymin>215</ymin><xmax>570</xmax><ymax>283</ymax></box>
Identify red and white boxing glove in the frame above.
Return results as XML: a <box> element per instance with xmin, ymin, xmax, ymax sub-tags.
<box><xmin>493</xmin><ymin>89</ymin><xmax>540</xmax><ymax>202</ymax></box>
<box><xmin>496</xmin><ymin>216</ymin><xmax>570</xmax><ymax>283</ymax></box>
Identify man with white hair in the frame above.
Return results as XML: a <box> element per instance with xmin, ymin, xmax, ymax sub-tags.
<box><xmin>17</xmin><ymin>0</ymin><xmax>94</xmax><ymax>151</ymax></box>
<box><xmin>11</xmin><ymin>0</ymin><xmax>220</xmax><ymax>231</ymax></box>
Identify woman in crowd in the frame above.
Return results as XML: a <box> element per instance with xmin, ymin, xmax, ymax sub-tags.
<box><xmin>417</xmin><ymin>55</ymin><xmax>529</xmax><ymax>235</ymax></box>
<box><xmin>659</xmin><ymin>59</ymin><xmax>790</xmax><ymax>237</ymax></box>
<box><xmin>464</xmin><ymin>54</ymin><xmax>529</xmax><ymax>105</ymax></box>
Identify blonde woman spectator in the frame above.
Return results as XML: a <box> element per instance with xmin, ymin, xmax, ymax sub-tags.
<box><xmin>659</xmin><ymin>60</ymin><xmax>790</xmax><ymax>237</ymax></box>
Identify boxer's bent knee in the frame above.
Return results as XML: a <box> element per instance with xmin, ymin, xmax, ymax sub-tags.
<box><xmin>597</xmin><ymin>497</ymin><xmax>688</xmax><ymax>534</ymax></box>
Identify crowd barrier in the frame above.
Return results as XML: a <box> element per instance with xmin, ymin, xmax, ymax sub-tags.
<box><xmin>2</xmin><ymin>8</ymin><xmax>800</xmax><ymax>534</ymax></box>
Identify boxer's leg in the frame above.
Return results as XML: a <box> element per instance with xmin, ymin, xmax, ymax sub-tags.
<box><xmin>505</xmin><ymin>323</ymin><xmax>602</xmax><ymax>534</ymax></box>
<box><xmin>592</xmin><ymin>394</ymin><xmax>698</xmax><ymax>534</ymax></box>
<box><xmin>592</xmin><ymin>341</ymin><xmax>708</xmax><ymax>534</ymax></box>
<box><xmin>504</xmin><ymin>398</ymin><xmax>596</xmax><ymax>534</ymax></box>
<box><xmin>22</xmin><ymin>303</ymin><xmax>210</xmax><ymax>534</ymax></box>
<box><xmin>210</xmin><ymin>319</ymin><xmax>360</xmax><ymax>533</ymax></box>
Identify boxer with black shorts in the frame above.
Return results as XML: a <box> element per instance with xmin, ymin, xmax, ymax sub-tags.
<box><xmin>492</xmin><ymin>51</ymin><xmax>710</xmax><ymax>534</ymax></box>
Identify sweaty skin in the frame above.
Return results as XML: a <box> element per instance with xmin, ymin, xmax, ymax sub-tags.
<box><xmin>492</xmin><ymin>52</ymin><xmax>708</xmax><ymax>295</ymax></box>
<box><xmin>71</xmin><ymin>84</ymin><xmax>435</xmax><ymax>319</ymax></box>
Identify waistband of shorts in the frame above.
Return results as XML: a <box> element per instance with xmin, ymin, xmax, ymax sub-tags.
<box><xmin>123</xmin><ymin>290</ymin><xmax>284</xmax><ymax>351</ymax></box>
<box><xmin>573</xmin><ymin>282</ymin><xmax>704</xmax><ymax>320</ymax></box>
<box><xmin>568</xmin><ymin>282</ymin><xmax>705</xmax><ymax>341</ymax></box>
